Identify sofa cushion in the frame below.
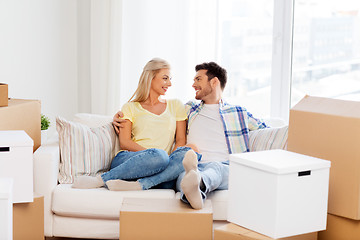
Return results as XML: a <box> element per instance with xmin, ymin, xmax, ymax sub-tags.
<box><xmin>56</xmin><ymin>117</ymin><xmax>117</xmax><ymax>184</ymax></box>
<box><xmin>52</xmin><ymin>184</ymin><xmax>176</xmax><ymax>219</ymax></box>
<box><xmin>249</xmin><ymin>126</ymin><xmax>288</xmax><ymax>152</ymax></box>
<box><xmin>73</xmin><ymin>113</ymin><xmax>113</xmax><ymax>128</ymax></box>
<box><xmin>52</xmin><ymin>215</ymin><xmax>119</xmax><ymax>239</ymax></box>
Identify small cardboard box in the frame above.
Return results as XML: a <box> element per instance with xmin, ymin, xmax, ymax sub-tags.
<box><xmin>13</xmin><ymin>195</ymin><xmax>44</xmax><ymax>240</ymax></box>
<box><xmin>0</xmin><ymin>83</ymin><xmax>8</xmax><ymax>107</ymax></box>
<box><xmin>288</xmin><ymin>95</ymin><xmax>360</xmax><ymax>220</ymax></box>
<box><xmin>0</xmin><ymin>98</ymin><xmax>41</xmax><ymax>152</ymax></box>
<box><xmin>120</xmin><ymin>198</ymin><xmax>213</xmax><ymax>240</ymax></box>
<box><xmin>318</xmin><ymin>214</ymin><xmax>360</xmax><ymax>240</ymax></box>
<box><xmin>214</xmin><ymin>223</ymin><xmax>318</xmax><ymax>240</ymax></box>
<box><xmin>0</xmin><ymin>130</ymin><xmax>34</xmax><ymax>203</ymax></box>
<box><xmin>228</xmin><ymin>149</ymin><xmax>330</xmax><ymax>239</ymax></box>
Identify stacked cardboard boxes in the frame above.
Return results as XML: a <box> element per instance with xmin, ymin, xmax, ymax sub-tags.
<box><xmin>287</xmin><ymin>95</ymin><xmax>360</xmax><ymax>239</ymax></box>
<box><xmin>0</xmin><ymin>98</ymin><xmax>44</xmax><ymax>239</ymax></box>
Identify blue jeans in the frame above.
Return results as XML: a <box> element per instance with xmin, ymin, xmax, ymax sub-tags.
<box><xmin>101</xmin><ymin>147</ymin><xmax>191</xmax><ymax>190</ymax></box>
<box><xmin>176</xmin><ymin>157</ymin><xmax>229</xmax><ymax>203</ymax></box>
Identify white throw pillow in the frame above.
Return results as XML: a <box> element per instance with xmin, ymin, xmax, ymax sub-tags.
<box><xmin>73</xmin><ymin>113</ymin><xmax>113</xmax><ymax>128</ymax></box>
<box><xmin>249</xmin><ymin>126</ymin><xmax>288</xmax><ymax>152</ymax></box>
<box><xmin>73</xmin><ymin>113</ymin><xmax>121</xmax><ymax>154</ymax></box>
<box><xmin>56</xmin><ymin>116</ymin><xmax>117</xmax><ymax>184</ymax></box>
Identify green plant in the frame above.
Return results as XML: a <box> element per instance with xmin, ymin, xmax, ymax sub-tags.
<box><xmin>41</xmin><ymin>114</ymin><xmax>51</xmax><ymax>130</ymax></box>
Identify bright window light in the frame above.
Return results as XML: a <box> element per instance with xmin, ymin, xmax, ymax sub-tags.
<box><xmin>291</xmin><ymin>0</ymin><xmax>360</xmax><ymax>106</ymax></box>
<box><xmin>218</xmin><ymin>0</ymin><xmax>274</xmax><ymax>118</ymax></box>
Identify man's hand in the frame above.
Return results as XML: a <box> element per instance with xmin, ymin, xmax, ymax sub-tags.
<box><xmin>112</xmin><ymin>111</ymin><xmax>126</xmax><ymax>134</ymax></box>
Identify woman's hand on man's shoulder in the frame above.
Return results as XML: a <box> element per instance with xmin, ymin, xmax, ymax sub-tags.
<box><xmin>112</xmin><ymin>111</ymin><xmax>126</xmax><ymax>134</ymax></box>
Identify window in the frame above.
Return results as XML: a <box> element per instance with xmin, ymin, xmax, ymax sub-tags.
<box><xmin>118</xmin><ymin>0</ymin><xmax>360</xmax><ymax>121</ymax></box>
<box><xmin>218</xmin><ymin>0</ymin><xmax>274</xmax><ymax>118</ymax></box>
<box><xmin>291</xmin><ymin>0</ymin><xmax>360</xmax><ymax>106</ymax></box>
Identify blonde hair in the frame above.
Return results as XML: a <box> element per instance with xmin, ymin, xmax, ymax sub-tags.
<box><xmin>129</xmin><ymin>58</ymin><xmax>171</xmax><ymax>102</ymax></box>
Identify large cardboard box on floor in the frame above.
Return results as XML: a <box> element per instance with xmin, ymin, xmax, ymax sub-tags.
<box><xmin>120</xmin><ymin>198</ymin><xmax>213</xmax><ymax>240</ymax></box>
<box><xmin>13</xmin><ymin>195</ymin><xmax>44</xmax><ymax>240</ymax></box>
<box><xmin>318</xmin><ymin>214</ymin><xmax>360</xmax><ymax>240</ymax></box>
<box><xmin>288</xmin><ymin>95</ymin><xmax>360</xmax><ymax>220</ymax></box>
<box><xmin>214</xmin><ymin>223</ymin><xmax>318</xmax><ymax>240</ymax></box>
<box><xmin>228</xmin><ymin>150</ymin><xmax>330</xmax><ymax>239</ymax></box>
<box><xmin>0</xmin><ymin>98</ymin><xmax>41</xmax><ymax>152</ymax></box>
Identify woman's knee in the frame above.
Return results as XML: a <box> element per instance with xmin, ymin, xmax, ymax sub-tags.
<box><xmin>147</xmin><ymin>148</ymin><xmax>169</xmax><ymax>167</ymax></box>
<box><xmin>169</xmin><ymin>147</ymin><xmax>194</xmax><ymax>163</ymax></box>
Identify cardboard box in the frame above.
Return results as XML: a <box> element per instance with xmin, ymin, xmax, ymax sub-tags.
<box><xmin>318</xmin><ymin>214</ymin><xmax>360</xmax><ymax>240</ymax></box>
<box><xmin>120</xmin><ymin>198</ymin><xmax>213</xmax><ymax>240</ymax></box>
<box><xmin>288</xmin><ymin>95</ymin><xmax>360</xmax><ymax>220</ymax></box>
<box><xmin>214</xmin><ymin>223</ymin><xmax>318</xmax><ymax>240</ymax></box>
<box><xmin>228</xmin><ymin>150</ymin><xmax>330</xmax><ymax>239</ymax></box>
<box><xmin>0</xmin><ymin>130</ymin><xmax>34</xmax><ymax>203</ymax></box>
<box><xmin>0</xmin><ymin>98</ymin><xmax>41</xmax><ymax>152</ymax></box>
<box><xmin>0</xmin><ymin>83</ymin><xmax>8</xmax><ymax>107</ymax></box>
<box><xmin>13</xmin><ymin>195</ymin><xmax>44</xmax><ymax>240</ymax></box>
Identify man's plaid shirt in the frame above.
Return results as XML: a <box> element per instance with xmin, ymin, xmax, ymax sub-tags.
<box><xmin>185</xmin><ymin>99</ymin><xmax>268</xmax><ymax>154</ymax></box>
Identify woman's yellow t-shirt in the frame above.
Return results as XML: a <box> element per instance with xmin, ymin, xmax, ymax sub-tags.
<box><xmin>121</xmin><ymin>99</ymin><xmax>187</xmax><ymax>154</ymax></box>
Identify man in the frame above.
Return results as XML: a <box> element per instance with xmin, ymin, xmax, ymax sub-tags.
<box><xmin>113</xmin><ymin>62</ymin><xmax>267</xmax><ymax>209</ymax></box>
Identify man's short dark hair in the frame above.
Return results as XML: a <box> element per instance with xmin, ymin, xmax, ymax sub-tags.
<box><xmin>195</xmin><ymin>62</ymin><xmax>227</xmax><ymax>90</ymax></box>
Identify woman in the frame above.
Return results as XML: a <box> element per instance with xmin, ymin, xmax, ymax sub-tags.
<box><xmin>72</xmin><ymin>58</ymin><xmax>195</xmax><ymax>191</ymax></box>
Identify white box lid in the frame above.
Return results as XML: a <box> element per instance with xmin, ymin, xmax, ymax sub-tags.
<box><xmin>229</xmin><ymin>149</ymin><xmax>331</xmax><ymax>175</ymax></box>
<box><xmin>0</xmin><ymin>130</ymin><xmax>33</xmax><ymax>147</ymax></box>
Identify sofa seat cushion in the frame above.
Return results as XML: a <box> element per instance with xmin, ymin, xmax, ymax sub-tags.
<box><xmin>52</xmin><ymin>184</ymin><xmax>176</xmax><ymax>220</ymax></box>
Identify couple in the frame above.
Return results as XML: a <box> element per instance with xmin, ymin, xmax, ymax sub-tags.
<box><xmin>73</xmin><ymin>58</ymin><xmax>267</xmax><ymax>209</ymax></box>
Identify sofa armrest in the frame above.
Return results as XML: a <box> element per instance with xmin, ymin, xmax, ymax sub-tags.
<box><xmin>33</xmin><ymin>139</ymin><xmax>60</xmax><ymax>237</ymax></box>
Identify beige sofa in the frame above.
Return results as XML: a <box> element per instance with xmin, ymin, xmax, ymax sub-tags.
<box><xmin>33</xmin><ymin>113</ymin><xmax>287</xmax><ymax>239</ymax></box>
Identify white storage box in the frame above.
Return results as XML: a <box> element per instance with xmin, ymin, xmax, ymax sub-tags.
<box><xmin>0</xmin><ymin>131</ymin><xmax>33</xmax><ymax>203</ymax></box>
<box><xmin>0</xmin><ymin>178</ymin><xmax>13</xmax><ymax>240</ymax></box>
<box><xmin>228</xmin><ymin>149</ymin><xmax>330</xmax><ymax>239</ymax></box>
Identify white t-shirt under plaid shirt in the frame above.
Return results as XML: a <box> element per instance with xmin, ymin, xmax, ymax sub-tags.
<box><xmin>186</xmin><ymin>99</ymin><xmax>268</xmax><ymax>155</ymax></box>
<box><xmin>187</xmin><ymin>104</ymin><xmax>229</xmax><ymax>162</ymax></box>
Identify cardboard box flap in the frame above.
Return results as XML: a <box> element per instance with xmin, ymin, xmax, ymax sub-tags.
<box><xmin>121</xmin><ymin>198</ymin><xmax>212</xmax><ymax>214</ymax></box>
<box><xmin>292</xmin><ymin>95</ymin><xmax>360</xmax><ymax>119</ymax></box>
<box><xmin>0</xmin><ymin>130</ymin><xmax>33</xmax><ymax>147</ymax></box>
<box><xmin>230</xmin><ymin>149</ymin><xmax>330</xmax><ymax>175</ymax></box>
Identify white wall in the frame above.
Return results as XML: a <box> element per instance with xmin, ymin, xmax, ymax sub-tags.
<box><xmin>119</xmin><ymin>0</ymin><xmax>218</xmax><ymax>106</ymax></box>
<box><xmin>0</xmin><ymin>0</ymin><xmax>78</xmax><ymax>120</ymax></box>
<box><xmin>120</xmin><ymin>0</ymin><xmax>196</xmax><ymax>105</ymax></box>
